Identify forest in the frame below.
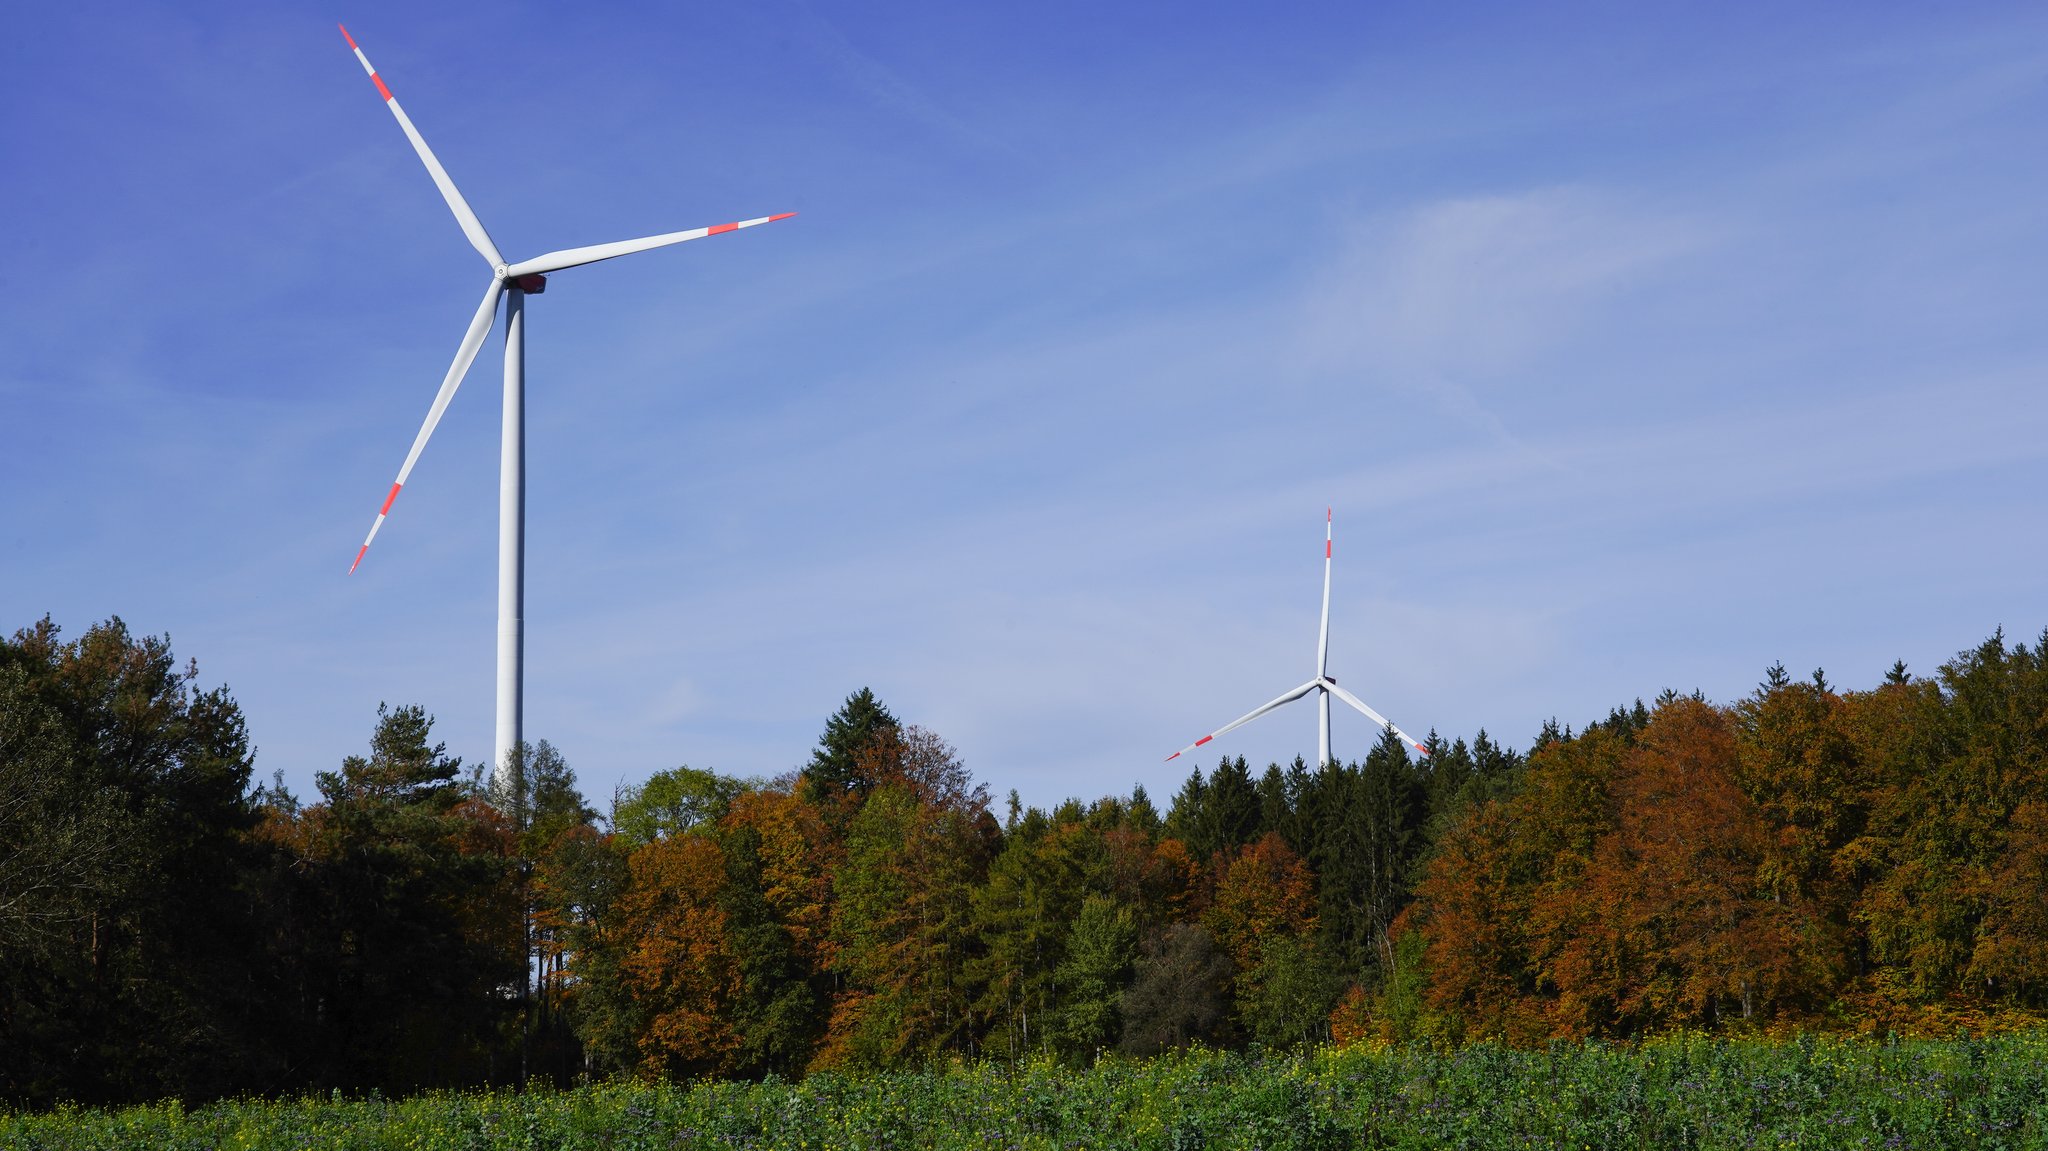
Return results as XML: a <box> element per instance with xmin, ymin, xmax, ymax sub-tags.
<box><xmin>3</xmin><ymin>615</ymin><xmax>2047</xmax><ymax>1108</ymax></box>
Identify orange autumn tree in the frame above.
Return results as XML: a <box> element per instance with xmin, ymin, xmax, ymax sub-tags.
<box><xmin>1404</xmin><ymin>798</ymin><xmax>1545</xmax><ymax>1044</ymax></box>
<box><xmin>1411</xmin><ymin>698</ymin><xmax>1840</xmax><ymax>1041</ymax></box>
<box><xmin>1205</xmin><ymin>833</ymin><xmax>1317</xmax><ymax>971</ymax></box>
<box><xmin>1545</xmin><ymin>697</ymin><xmax>1837</xmax><ymax>1035</ymax></box>
<box><xmin>1106</xmin><ymin>825</ymin><xmax>1200</xmax><ymax>932</ymax></box>
<box><xmin>722</xmin><ymin>788</ymin><xmax>836</xmax><ymax>976</ymax></box>
<box><xmin>1973</xmin><ymin>799</ymin><xmax>2048</xmax><ymax>1001</ymax></box>
<box><xmin>1206</xmin><ymin>833</ymin><xmax>1331</xmax><ymax>1047</ymax></box>
<box><xmin>1488</xmin><ymin>724</ymin><xmax>1629</xmax><ymax>1040</ymax></box>
<box><xmin>1402</xmin><ymin>722</ymin><xmax>1631</xmax><ymax>1045</ymax></box>
<box><xmin>613</xmin><ymin>832</ymin><xmax>739</xmax><ymax>1076</ymax></box>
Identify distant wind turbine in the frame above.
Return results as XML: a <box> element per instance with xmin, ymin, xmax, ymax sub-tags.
<box><xmin>1166</xmin><ymin>510</ymin><xmax>1430</xmax><ymax>768</ymax></box>
<box><xmin>339</xmin><ymin>25</ymin><xmax>795</xmax><ymax>788</ymax></box>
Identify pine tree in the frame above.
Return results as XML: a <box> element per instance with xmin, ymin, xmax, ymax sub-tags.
<box><xmin>801</xmin><ymin>688</ymin><xmax>898</xmax><ymax>809</ymax></box>
<box><xmin>1199</xmin><ymin>756</ymin><xmax>1260</xmax><ymax>859</ymax></box>
<box><xmin>1255</xmin><ymin>763</ymin><xmax>1293</xmax><ymax>847</ymax></box>
<box><xmin>1126</xmin><ymin>785</ymin><xmax>1161</xmax><ymax>837</ymax></box>
<box><xmin>1164</xmin><ymin>770</ymin><xmax>1206</xmax><ymax>847</ymax></box>
<box><xmin>304</xmin><ymin>704</ymin><xmax>522</xmax><ymax>1092</ymax></box>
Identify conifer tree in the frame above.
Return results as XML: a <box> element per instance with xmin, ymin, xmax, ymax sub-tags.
<box><xmin>1126</xmin><ymin>785</ymin><xmax>1162</xmax><ymax>837</ymax></box>
<box><xmin>801</xmin><ymin>688</ymin><xmax>898</xmax><ymax>809</ymax></box>
<box><xmin>1164</xmin><ymin>769</ymin><xmax>1206</xmax><ymax>847</ymax></box>
<box><xmin>1199</xmin><ymin>756</ymin><xmax>1260</xmax><ymax>859</ymax></box>
<box><xmin>1255</xmin><ymin>763</ymin><xmax>1293</xmax><ymax>847</ymax></box>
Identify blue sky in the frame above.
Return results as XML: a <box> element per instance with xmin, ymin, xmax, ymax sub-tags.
<box><xmin>5</xmin><ymin>2</ymin><xmax>2047</xmax><ymax>810</ymax></box>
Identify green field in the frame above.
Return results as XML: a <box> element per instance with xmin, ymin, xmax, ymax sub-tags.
<box><xmin>5</xmin><ymin>1033</ymin><xmax>2046</xmax><ymax>1150</ymax></box>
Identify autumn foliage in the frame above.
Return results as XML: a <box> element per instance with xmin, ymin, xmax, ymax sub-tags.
<box><xmin>1402</xmin><ymin>639</ymin><xmax>2048</xmax><ymax>1044</ymax></box>
<box><xmin>8</xmin><ymin>620</ymin><xmax>2048</xmax><ymax>1106</ymax></box>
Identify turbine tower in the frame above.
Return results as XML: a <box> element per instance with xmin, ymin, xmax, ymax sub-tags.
<box><xmin>1166</xmin><ymin>510</ymin><xmax>1430</xmax><ymax>768</ymax></box>
<box><xmin>339</xmin><ymin>25</ymin><xmax>794</xmax><ymax>789</ymax></box>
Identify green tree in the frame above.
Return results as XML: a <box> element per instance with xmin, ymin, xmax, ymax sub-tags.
<box><xmin>1256</xmin><ymin>763</ymin><xmax>1294</xmax><ymax>847</ymax></box>
<box><xmin>1202</xmin><ymin>756</ymin><xmax>1261</xmax><ymax>859</ymax></box>
<box><xmin>1119</xmin><ymin>923</ymin><xmax>1231</xmax><ymax>1055</ymax></box>
<box><xmin>1048</xmin><ymin>894</ymin><xmax>1139</xmax><ymax>1061</ymax></box>
<box><xmin>801</xmin><ymin>688</ymin><xmax>898</xmax><ymax>811</ymax></box>
<box><xmin>489</xmin><ymin>739</ymin><xmax>597</xmax><ymax>847</ymax></box>
<box><xmin>972</xmin><ymin>805</ymin><xmax>1074</xmax><ymax>1060</ymax></box>
<box><xmin>1164</xmin><ymin>770</ymin><xmax>1206</xmax><ymax>847</ymax></box>
<box><xmin>294</xmin><ymin>704</ymin><xmax>521</xmax><ymax>1092</ymax></box>
<box><xmin>972</xmin><ymin>804</ymin><xmax>1111</xmax><ymax>1060</ymax></box>
<box><xmin>823</xmin><ymin>740</ymin><xmax>993</xmax><ymax>1070</ymax></box>
<box><xmin>483</xmin><ymin>739</ymin><xmax>600</xmax><ymax>1085</ymax></box>
<box><xmin>1851</xmin><ymin>631</ymin><xmax>2048</xmax><ymax>1006</ymax></box>
<box><xmin>1126</xmin><ymin>784</ymin><xmax>1162</xmax><ymax>837</ymax></box>
<box><xmin>0</xmin><ymin>663</ymin><xmax>124</xmax><ymax>957</ymax></box>
<box><xmin>1302</xmin><ymin>732</ymin><xmax>1428</xmax><ymax>981</ymax></box>
<box><xmin>612</xmin><ymin>765</ymin><xmax>747</xmax><ymax>848</ymax></box>
<box><xmin>713</xmin><ymin>815</ymin><xmax>827</xmax><ymax>1076</ymax></box>
<box><xmin>536</xmin><ymin>823</ymin><xmax>637</xmax><ymax>1074</ymax></box>
<box><xmin>0</xmin><ymin>618</ymin><xmax>262</xmax><ymax>1105</ymax></box>
<box><xmin>1239</xmin><ymin>935</ymin><xmax>1342</xmax><ymax>1049</ymax></box>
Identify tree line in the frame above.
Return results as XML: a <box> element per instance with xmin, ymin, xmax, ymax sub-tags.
<box><xmin>3</xmin><ymin>616</ymin><xmax>2045</xmax><ymax>1106</ymax></box>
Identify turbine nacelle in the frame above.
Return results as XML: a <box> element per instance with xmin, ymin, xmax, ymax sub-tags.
<box><xmin>487</xmin><ymin>267</ymin><xmax>546</xmax><ymax>293</ymax></box>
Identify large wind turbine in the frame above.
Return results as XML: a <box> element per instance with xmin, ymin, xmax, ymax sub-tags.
<box><xmin>339</xmin><ymin>25</ymin><xmax>794</xmax><ymax>788</ymax></box>
<box><xmin>1166</xmin><ymin>511</ymin><xmax>1430</xmax><ymax>768</ymax></box>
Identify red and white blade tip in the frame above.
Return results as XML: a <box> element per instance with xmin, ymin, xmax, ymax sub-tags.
<box><xmin>697</xmin><ymin>213</ymin><xmax>797</xmax><ymax>240</ymax></box>
<box><xmin>348</xmin><ymin>482</ymin><xmax>404</xmax><ymax>575</ymax></box>
<box><xmin>339</xmin><ymin>24</ymin><xmax>394</xmax><ymax>101</ymax></box>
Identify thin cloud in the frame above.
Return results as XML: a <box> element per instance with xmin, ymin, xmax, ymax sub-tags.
<box><xmin>1297</xmin><ymin>186</ymin><xmax>1713</xmax><ymax>381</ymax></box>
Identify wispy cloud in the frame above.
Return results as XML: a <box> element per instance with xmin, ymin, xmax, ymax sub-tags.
<box><xmin>1295</xmin><ymin>186</ymin><xmax>1713</xmax><ymax>389</ymax></box>
<box><xmin>9</xmin><ymin>3</ymin><xmax>2048</xmax><ymax>809</ymax></box>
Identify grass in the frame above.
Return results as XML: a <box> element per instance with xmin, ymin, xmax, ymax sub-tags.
<box><xmin>4</xmin><ymin>1032</ymin><xmax>2046</xmax><ymax>1150</ymax></box>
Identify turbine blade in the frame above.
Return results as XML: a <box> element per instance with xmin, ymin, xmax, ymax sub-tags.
<box><xmin>505</xmin><ymin>213</ymin><xmax>797</xmax><ymax>277</ymax></box>
<box><xmin>1317</xmin><ymin>507</ymin><xmax>1333</xmax><ymax>679</ymax></box>
<box><xmin>339</xmin><ymin>25</ymin><xmax>504</xmax><ymax>269</ymax></box>
<box><xmin>1324</xmin><ymin>680</ymin><xmax>1431</xmax><ymax>757</ymax></box>
<box><xmin>1165</xmin><ymin>680</ymin><xmax>1319</xmax><ymax>762</ymax></box>
<box><xmin>350</xmin><ymin>278</ymin><xmax>505</xmax><ymax>573</ymax></box>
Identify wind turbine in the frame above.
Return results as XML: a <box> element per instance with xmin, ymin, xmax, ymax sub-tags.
<box><xmin>339</xmin><ymin>25</ymin><xmax>794</xmax><ymax>789</ymax></box>
<box><xmin>1166</xmin><ymin>510</ymin><xmax>1430</xmax><ymax>768</ymax></box>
